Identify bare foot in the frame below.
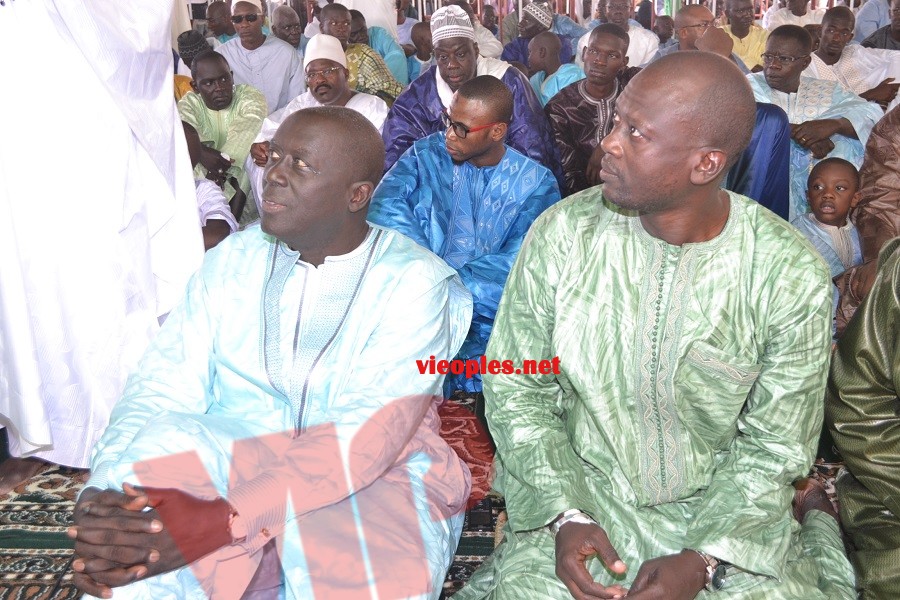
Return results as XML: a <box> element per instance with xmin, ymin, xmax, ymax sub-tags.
<box><xmin>0</xmin><ymin>457</ymin><xmax>49</xmax><ymax>496</ymax></box>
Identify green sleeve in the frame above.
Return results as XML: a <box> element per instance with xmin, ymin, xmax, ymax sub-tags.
<box><xmin>683</xmin><ymin>248</ymin><xmax>834</xmax><ymax>577</ymax></box>
<box><xmin>219</xmin><ymin>85</ymin><xmax>268</xmax><ymax>166</ymax></box>
<box><xmin>827</xmin><ymin>242</ymin><xmax>900</xmax><ymax>519</ymax></box>
<box><xmin>484</xmin><ymin>199</ymin><xmax>616</xmax><ymax>532</ymax></box>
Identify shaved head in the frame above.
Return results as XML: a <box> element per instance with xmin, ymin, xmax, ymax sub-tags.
<box><xmin>769</xmin><ymin>24</ymin><xmax>813</xmax><ymax>53</ymax></box>
<box><xmin>207</xmin><ymin>0</ymin><xmax>229</xmax><ymax>18</ymax></box>
<box><xmin>532</xmin><ymin>30</ymin><xmax>562</xmax><ymax>54</ymax></box>
<box><xmin>674</xmin><ymin>4</ymin><xmax>714</xmax><ymax>28</ymax></box>
<box><xmin>321</xmin><ymin>3</ymin><xmax>350</xmax><ymax>20</ymax></box>
<box><xmin>190</xmin><ymin>49</ymin><xmax>229</xmax><ymax>81</ymax></box>
<box><xmin>822</xmin><ymin>5</ymin><xmax>855</xmax><ymax>27</ymax></box>
<box><xmin>591</xmin><ymin>22</ymin><xmax>630</xmax><ymax>51</ymax></box>
<box><xmin>456</xmin><ymin>75</ymin><xmax>513</xmax><ymax>123</ymax></box>
<box><xmin>641</xmin><ymin>52</ymin><xmax>756</xmax><ymax>168</ymax></box>
<box><xmin>319</xmin><ymin>107</ymin><xmax>386</xmax><ymax>186</ymax></box>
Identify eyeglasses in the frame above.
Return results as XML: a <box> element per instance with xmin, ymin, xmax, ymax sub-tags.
<box><xmin>682</xmin><ymin>20</ymin><xmax>713</xmax><ymax>29</ymax></box>
<box><xmin>231</xmin><ymin>13</ymin><xmax>261</xmax><ymax>24</ymax></box>
<box><xmin>760</xmin><ymin>52</ymin><xmax>809</xmax><ymax>64</ymax></box>
<box><xmin>305</xmin><ymin>66</ymin><xmax>343</xmax><ymax>81</ymax></box>
<box><xmin>440</xmin><ymin>110</ymin><xmax>503</xmax><ymax>139</ymax></box>
<box><xmin>280</xmin><ymin>23</ymin><xmax>302</xmax><ymax>32</ymax></box>
<box><xmin>729</xmin><ymin>7</ymin><xmax>754</xmax><ymax>15</ymax></box>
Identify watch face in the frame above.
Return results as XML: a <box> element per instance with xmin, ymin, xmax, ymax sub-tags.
<box><xmin>711</xmin><ymin>564</ymin><xmax>727</xmax><ymax>590</ymax></box>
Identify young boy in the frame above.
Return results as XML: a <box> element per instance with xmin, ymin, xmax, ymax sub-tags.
<box><xmin>792</xmin><ymin>157</ymin><xmax>863</xmax><ymax>278</ymax></box>
<box><xmin>407</xmin><ymin>21</ymin><xmax>434</xmax><ymax>82</ymax></box>
<box><xmin>791</xmin><ymin>157</ymin><xmax>863</xmax><ymax>335</ymax></box>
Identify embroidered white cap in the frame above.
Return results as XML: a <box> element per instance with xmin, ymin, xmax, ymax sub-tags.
<box><xmin>430</xmin><ymin>5</ymin><xmax>477</xmax><ymax>44</ymax></box>
<box><xmin>304</xmin><ymin>34</ymin><xmax>348</xmax><ymax>70</ymax></box>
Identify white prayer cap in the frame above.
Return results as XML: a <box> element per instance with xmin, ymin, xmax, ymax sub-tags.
<box><xmin>232</xmin><ymin>0</ymin><xmax>263</xmax><ymax>13</ymax></box>
<box><xmin>430</xmin><ymin>6</ymin><xmax>476</xmax><ymax>44</ymax></box>
<box><xmin>304</xmin><ymin>34</ymin><xmax>348</xmax><ymax>70</ymax></box>
<box><xmin>522</xmin><ymin>2</ymin><xmax>554</xmax><ymax>30</ymax></box>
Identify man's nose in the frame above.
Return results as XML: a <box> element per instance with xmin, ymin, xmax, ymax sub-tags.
<box><xmin>264</xmin><ymin>156</ymin><xmax>288</xmax><ymax>186</ymax></box>
<box><xmin>600</xmin><ymin>128</ymin><xmax>620</xmax><ymax>155</ymax></box>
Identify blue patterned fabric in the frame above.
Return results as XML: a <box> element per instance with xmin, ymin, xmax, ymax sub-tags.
<box><xmin>726</xmin><ymin>103</ymin><xmax>791</xmax><ymax>220</ymax></box>
<box><xmin>382</xmin><ymin>63</ymin><xmax>565</xmax><ymax>192</ymax></box>
<box><xmin>501</xmin><ymin>36</ymin><xmax>574</xmax><ymax>65</ymax></box>
<box><xmin>369</xmin><ymin>132</ymin><xmax>561</xmax><ymax>393</ymax></box>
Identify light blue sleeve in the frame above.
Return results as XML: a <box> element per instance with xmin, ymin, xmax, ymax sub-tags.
<box><xmin>371</xmin><ymin>26</ymin><xmax>410</xmax><ymax>85</ymax></box>
<box><xmin>552</xmin><ymin>14</ymin><xmax>588</xmax><ymax>40</ymax></box>
<box><xmin>853</xmin><ymin>0</ymin><xmax>890</xmax><ymax>42</ymax></box>
<box><xmin>368</xmin><ymin>136</ymin><xmax>444</xmax><ymax>250</ymax></box>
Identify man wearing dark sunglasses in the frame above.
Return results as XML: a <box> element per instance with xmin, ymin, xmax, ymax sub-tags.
<box><xmin>217</xmin><ymin>0</ymin><xmax>306</xmax><ymax>112</ymax></box>
<box><xmin>370</xmin><ymin>75</ymin><xmax>560</xmax><ymax>394</ymax></box>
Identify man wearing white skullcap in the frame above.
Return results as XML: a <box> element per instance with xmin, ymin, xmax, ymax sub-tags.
<box><xmin>382</xmin><ymin>5</ymin><xmax>565</xmax><ymax>192</ymax></box>
<box><xmin>319</xmin><ymin>3</ymin><xmax>403</xmax><ymax>104</ymax></box>
<box><xmin>501</xmin><ymin>1</ymin><xmax>574</xmax><ymax>65</ymax></box>
<box><xmin>216</xmin><ymin>0</ymin><xmax>306</xmax><ymax>111</ymax></box>
<box><xmin>245</xmin><ymin>34</ymin><xmax>389</xmax><ymax>212</ymax></box>
<box><xmin>443</xmin><ymin>0</ymin><xmax>504</xmax><ymax>58</ymax></box>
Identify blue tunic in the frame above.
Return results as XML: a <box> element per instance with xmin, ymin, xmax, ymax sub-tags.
<box><xmin>501</xmin><ymin>36</ymin><xmax>575</xmax><ymax>65</ymax></box>
<box><xmin>725</xmin><ymin>103</ymin><xmax>792</xmax><ymax>220</ymax></box>
<box><xmin>369</xmin><ymin>132</ymin><xmax>561</xmax><ymax>393</ymax></box>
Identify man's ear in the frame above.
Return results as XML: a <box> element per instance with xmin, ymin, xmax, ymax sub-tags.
<box><xmin>348</xmin><ymin>181</ymin><xmax>375</xmax><ymax>213</ymax></box>
<box><xmin>190</xmin><ymin>78</ymin><xmax>200</xmax><ymax>94</ymax></box>
<box><xmin>690</xmin><ymin>148</ymin><xmax>728</xmax><ymax>185</ymax></box>
<box><xmin>490</xmin><ymin>122</ymin><xmax>508</xmax><ymax>142</ymax></box>
<box><xmin>850</xmin><ymin>190</ymin><xmax>862</xmax><ymax>208</ymax></box>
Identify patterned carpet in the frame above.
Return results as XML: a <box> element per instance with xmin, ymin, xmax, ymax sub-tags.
<box><xmin>0</xmin><ymin>466</ymin><xmax>86</xmax><ymax>599</ymax></box>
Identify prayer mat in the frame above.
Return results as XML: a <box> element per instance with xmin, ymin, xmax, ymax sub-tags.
<box><xmin>0</xmin><ymin>465</ymin><xmax>85</xmax><ymax>599</ymax></box>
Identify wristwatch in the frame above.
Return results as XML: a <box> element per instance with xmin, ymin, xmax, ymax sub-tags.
<box><xmin>690</xmin><ymin>549</ymin><xmax>727</xmax><ymax>591</ymax></box>
<box><xmin>549</xmin><ymin>509</ymin><xmax>597</xmax><ymax>536</ymax></box>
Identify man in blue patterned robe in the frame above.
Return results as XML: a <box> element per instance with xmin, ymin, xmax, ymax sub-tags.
<box><xmin>381</xmin><ymin>5</ymin><xmax>565</xmax><ymax>192</ymax></box>
<box><xmin>370</xmin><ymin>76</ymin><xmax>560</xmax><ymax>393</ymax></box>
